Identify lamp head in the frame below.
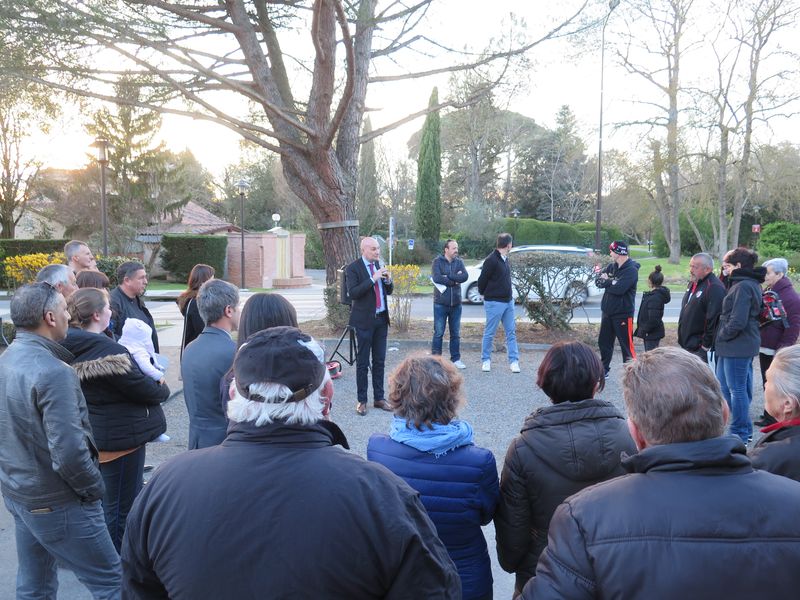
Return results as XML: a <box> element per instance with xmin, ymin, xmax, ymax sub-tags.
<box><xmin>236</xmin><ymin>180</ymin><xmax>250</xmax><ymax>195</ymax></box>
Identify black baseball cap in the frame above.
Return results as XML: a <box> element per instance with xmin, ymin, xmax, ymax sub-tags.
<box><xmin>234</xmin><ymin>326</ymin><xmax>326</xmax><ymax>403</ymax></box>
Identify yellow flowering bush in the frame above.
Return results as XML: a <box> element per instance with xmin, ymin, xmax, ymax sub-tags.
<box><xmin>4</xmin><ymin>252</ymin><xmax>67</xmax><ymax>287</ymax></box>
<box><xmin>388</xmin><ymin>264</ymin><xmax>420</xmax><ymax>332</ymax></box>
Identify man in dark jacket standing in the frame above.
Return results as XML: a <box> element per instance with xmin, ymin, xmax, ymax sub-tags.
<box><xmin>522</xmin><ymin>347</ymin><xmax>800</xmax><ymax>599</ymax></box>
<box><xmin>678</xmin><ymin>252</ymin><xmax>726</xmax><ymax>363</ymax></box>
<box><xmin>346</xmin><ymin>237</ymin><xmax>394</xmax><ymax>416</ymax></box>
<box><xmin>110</xmin><ymin>261</ymin><xmax>159</xmax><ymax>351</ymax></box>
<box><xmin>122</xmin><ymin>327</ymin><xmax>461</xmax><ymax>599</ymax></box>
<box><xmin>596</xmin><ymin>240</ymin><xmax>639</xmax><ymax>375</ymax></box>
<box><xmin>431</xmin><ymin>239</ymin><xmax>468</xmax><ymax>369</ymax></box>
<box><xmin>478</xmin><ymin>233</ymin><xmax>520</xmax><ymax>373</ymax></box>
<box><xmin>0</xmin><ymin>283</ymin><xmax>120</xmax><ymax>598</ymax></box>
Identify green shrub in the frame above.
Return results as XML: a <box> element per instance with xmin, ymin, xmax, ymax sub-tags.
<box><xmin>573</xmin><ymin>223</ymin><xmax>625</xmax><ymax>250</ymax></box>
<box><xmin>0</xmin><ymin>238</ymin><xmax>71</xmax><ymax>258</ymax></box>
<box><xmin>502</xmin><ymin>218</ymin><xmax>585</xmax><ymax>247</ymax></box>
<box><xmin>758</xmin><ymin>222</ymin><xmax>800</xmax><ymax>259</ymax></box>
<box><xmin>161</xmin><ymin>234</ymin><xmax>228</xmax><ymax>281</ymax></box>
<box><xmin>324</xmin><ymin>283</ymin><xmax>350</xmax><ymax>333</ymax></box>
<box><xmin>95</xmin><ymin>255</ymin><xmax>139</xmax><ymax>287</ymax></box>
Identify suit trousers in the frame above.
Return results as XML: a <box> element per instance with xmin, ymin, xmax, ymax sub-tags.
<box><xmin>355</xmin><ymin>311</ymin><xmax>389</xmax><ymax>404</ymax></box>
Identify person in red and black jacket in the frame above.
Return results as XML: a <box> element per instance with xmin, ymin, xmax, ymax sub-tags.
<box><xmin>678</xmin><ymin>252</ymin><xmax>726</xmax><ymax>364</ymax></box>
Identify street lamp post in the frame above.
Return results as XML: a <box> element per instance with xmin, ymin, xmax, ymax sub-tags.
<box><xmin>595</xmin><ymin>0</ymin><xmax>620</xmax><ymax>252</ymax></box>
<box><xmin>93</xmin><ymin>138</ymin><xmax>110</xmax><ymax>256</ymax></box>
<box><xmin>237</xmin><ymin>180</ymin><xmax>250</xmax><ymax>289</ymax></box>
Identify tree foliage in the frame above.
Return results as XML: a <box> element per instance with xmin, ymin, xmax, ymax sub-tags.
<box><xmin>414</xmin><ymin>88</ymin><xmax>442</xmax><ymax>246</ymax></box>
<box><xmin>356</xmin><ymin>117</ymin><xmax>380</xmax><ymax>235</ymax></box>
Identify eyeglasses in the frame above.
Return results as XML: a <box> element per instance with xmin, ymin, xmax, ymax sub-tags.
<box><xmin>36</xmin><ymin>281</ymin><xmax>58</xmax><ymax>318</ymax></box>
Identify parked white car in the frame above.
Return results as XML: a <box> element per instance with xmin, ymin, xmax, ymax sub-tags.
<box><xmin>461</xmin><ymin>245</ymin><xmax>603</xmax><ymax>305</ymax></box>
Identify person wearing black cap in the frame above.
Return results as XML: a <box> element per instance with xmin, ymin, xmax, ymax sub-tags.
<box><xmin>122</xmin><ymin>327</ymin><xmax>461</xmax><ymax>599</ymax></box>
<box><xmin>596</xmin><ymin>241</ymin><xmax>640</xmax><ymax>376</ymax></box>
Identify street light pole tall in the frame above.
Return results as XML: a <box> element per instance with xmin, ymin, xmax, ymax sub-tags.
<box><xmin>236</xmin><ymin>180</ymin><xmax>250</xmax><ymax>289</ymax></box>
<box><xmin>93</xmin><ymin>138</ymin><xmax>110</xmax><ymax>256</ymax></box>
<box><xmin>595</xmin><ymin>0</ymin><xmax>620</xmax><ymax>252</ymax></box>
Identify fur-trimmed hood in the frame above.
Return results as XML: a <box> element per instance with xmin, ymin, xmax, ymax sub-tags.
<box><xmin>73</xmin><ymin>353</ymin><xmax>133</xmax><ymax>382</ymax></box>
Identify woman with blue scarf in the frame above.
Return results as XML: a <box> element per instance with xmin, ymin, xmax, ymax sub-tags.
<box><xmin>368</xmin><ymin>355</ymin><xmax>499</xmax><ymax>600</ymax></box>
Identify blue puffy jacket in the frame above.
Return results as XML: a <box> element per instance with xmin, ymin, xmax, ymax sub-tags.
<box><xmin>367</xmin><ymin>433</ymin><xmax>499</xmax><ymax>600</ymax></box>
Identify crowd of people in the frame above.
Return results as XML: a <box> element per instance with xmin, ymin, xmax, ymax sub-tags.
<box><xmin>1</xmin><ymin>237</ymin><xmax>800</xmax><ymax>599</ymax></box>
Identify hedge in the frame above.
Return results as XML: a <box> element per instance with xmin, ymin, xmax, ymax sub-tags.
<box><xmin>161</xmin><ymin>234</ymin><xmax>228</xmax><ymax>281</ymax></box>
<box><xmin>502</xmin><ymin>218</ymin><xmax>585</xmax><ymax>247</ymax></box>
<box><xmin>0</xmin><ymin>239</ymin><xmax>71</xmax><ymax>262</ymax></box>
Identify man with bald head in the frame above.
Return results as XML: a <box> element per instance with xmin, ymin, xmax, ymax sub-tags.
<box><xmin>678</xmin><ymin>252</ymin><xmax>726</xmax><ymax>364</ymax></box>
<box><xmin>345</xmin><ymin>237</ymin><xmax>394</xmax><ymax>416</ymax></box>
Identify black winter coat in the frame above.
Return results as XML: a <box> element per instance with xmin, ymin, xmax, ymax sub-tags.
<box><xmin>477</xmin><ymin>249</ymin><xmax>512</xmax><ymax>302</ymax></box>
<box><xmin>715</xmin><ymin>267</ymin><xmax>766</xmax><ymax>358</ymax></box>
<box><xmin>597</xmin><ymin>259</ymin><xmax>639</xmax><ymax>317</ymax></box>
<box><xmin>634</xmin><ymin>286</ymin><xmax>671</xmax><ymax>340</ymax></box>
<box><xmin>122</xmin><ymin>420</ymin><xmax>461</xmax><ymax>599</ymax></box>
<box><xmin>677</xmin><ymin>271</ymin><xmax>726</xmax><ymax>351</ymax></box>
<box><xmin>522</xmin><ymin>436</ymin><xmax>800</xmax><ymax>600</ymax></box>
<box><xmin>495</xmin><ymin>398</ymin><xmax>636</xmax><ymax>596</ymax></box>
<box><xmin>62</xmin><ymin>328</ymin><xmax>169</xmax><ymax>451</ymax></box>
<box><xmin>749</xmin><ymin>420</ymin><xmax>800</xmax><ymax>483</ymax></box>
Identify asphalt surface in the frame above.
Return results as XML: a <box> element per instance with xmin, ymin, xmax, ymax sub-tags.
<box><xmin>0</xmin><ymin>334</ymin><xmax>769</xmax><ymax>598</ymax></box>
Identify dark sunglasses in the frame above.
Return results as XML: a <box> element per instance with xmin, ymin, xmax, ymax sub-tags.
<box><xmin>36</xmin><ymin>281</ymin><xmax>58</xmax><ymax>318</ymax></box>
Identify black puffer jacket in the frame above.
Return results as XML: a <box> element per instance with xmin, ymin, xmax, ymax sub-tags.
<box><xmin>749</xmin><ymin>421</ymin><xmax>800</xmax><ymax>483</ymax></box>
<box><xmin>495</xmin><ymin>398</ymin><xmax>636</xmax><ymax>596</ymax></box>
<box><xmin>634</xmin><ymin>286</ymin><xmax>671</xmax><ymax>340</ymax></box>
<box><xmin>715</xmin><ymin>267</ymin><xmax>766</xmax><ymax>358</ymax></box>
<box><xmin>597</xmin><ymin>259</ymin><xmax>640</xmax><ymax>317</ymax></box>
<box><xmin>62</xmin><ymin>328</ymin><xmax>169</xmax><ymax>451</ymax></box>
<box><xmin>521</xmin><ymin>436</ymin><xmax>800</xmax><ymax>599</ymax></box>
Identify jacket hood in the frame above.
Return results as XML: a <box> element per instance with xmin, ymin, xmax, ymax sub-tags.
<box><xmin>520</xmin><ymin>398</ymin><xmax>631</xmax><ymax>481</ymax></box>
<box><xmin>646</xmin><ymin>286</ymin><xmax>671</xmax><ymax>302</ymax></box>
<box><xmin>118</xmin><ymin>318</ymin><xmax>154</xmax><ymax>351</ymax></box>
<box><xmin>622</xmin><ymin>435</ymin><xmax>750</xmax><ymax>474</ymax></box>
<box><xmin>730</xmin><ymin>266</ymin><xmax>766</xmax><ymax>285</ymax></box>
<box><xmin>73</xmin><ymin>353</ymin><xmax>132</xmax><ymax>382</ymax></box>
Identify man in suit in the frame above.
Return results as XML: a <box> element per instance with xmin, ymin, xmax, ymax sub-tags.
<box><xmin>346</xmin><ymin>237</ymin><xmax>394</xmax><ymax>416</ymax></box>
<box><xmin>181</xmin><ymin>279</ymin><xmax>240</xmax><ymax>449</ymax></box>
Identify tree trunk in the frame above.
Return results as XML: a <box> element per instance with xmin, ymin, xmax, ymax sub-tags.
<box><xmin>0</xmin><ymin>215</ymin><xmax>14</xmax><ymax>238</ymax></box>
<box><xmin>716</xmin><ymin>126</ymin><xmax>729</xmax><ymax>258</ymax></box>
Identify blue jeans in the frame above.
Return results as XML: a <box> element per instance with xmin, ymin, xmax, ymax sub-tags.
<box><xmin>716</xmin><ymin>356</ymin><xmax>754</xmax><ymax>442</ymax></box>
<box><xmin>3</xmin><ymin>495</ymin><xmax>121</xmax><ymax>599</ymax></box>
<box><xmin>481</xmin><ymin>300</ymin><xmax>519</xmax><ymax>363</ymax></box>
<box><xmin>432</xmin><ymin>303</ymin><xmax>462</xmax><ymax>361</ymax></box>
<box><xmin>101</xmin><ymin>445</ymin><xmax>145</xmax><ymax>552</ymax></box>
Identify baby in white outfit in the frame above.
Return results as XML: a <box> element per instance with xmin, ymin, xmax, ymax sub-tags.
<box><xmin>118</xmin><ymin>318</ymin><xmax>166</xmax><ymax>382</ymax></box>
<box><xmin>118</xmin><ymin>319</ymin><xmax>170</xmax><ymax>442</ymax></box>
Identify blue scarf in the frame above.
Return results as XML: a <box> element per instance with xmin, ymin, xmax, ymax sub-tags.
<box><xmin>389</xmin><ymin>416</ymin><xmax>474</xmax><ymax>458</ymax></box>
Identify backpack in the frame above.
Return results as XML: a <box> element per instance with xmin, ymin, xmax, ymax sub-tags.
<box><xmin>760</xmin><ymin>290</ymin><xmax>789</xmax><ymax>328</ymax></box>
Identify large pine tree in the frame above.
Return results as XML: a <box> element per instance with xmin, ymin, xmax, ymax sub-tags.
<box><xmin>415</xmin><ymin>88</ymin><xmax>442</xmax><ymax>247</ymax></box>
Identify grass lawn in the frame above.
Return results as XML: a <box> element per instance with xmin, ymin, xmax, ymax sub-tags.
<box><xmin>634</xmin><ymin>255</ymin><xmax>691</xmax><ymax>293</ymax></box>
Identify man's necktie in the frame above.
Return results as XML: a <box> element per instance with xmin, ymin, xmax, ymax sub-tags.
<box><xmin>369</xmin><ymin>263</ymin><xmax>382</xmax><ymax>311</ymax></box>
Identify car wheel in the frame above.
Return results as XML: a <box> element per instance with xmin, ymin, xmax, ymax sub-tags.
<box><xmin>466</xmin><ymin>283</ymin><xmax>483</xmax><ymax>304</ymax></box>
<box><xmin>567</xmin><ymin>283</ymin><xmax>589</xmax><ymax>307</ymax></box>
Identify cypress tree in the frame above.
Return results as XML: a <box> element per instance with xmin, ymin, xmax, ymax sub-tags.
<box><xmin>415</xmin><ymin>88</ymin><xmax>442</xmax><ymax>248</ymax></box>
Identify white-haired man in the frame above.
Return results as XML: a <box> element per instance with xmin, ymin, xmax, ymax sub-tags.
<box><xmin>123</xmin><ymin>326</ymin><xmax>460</xmax><ymax>598</ymax></box>
<box><xmin>36</xmin><ymin>263</ymin><xmax>78</xmax><ymax>298</ymax></box>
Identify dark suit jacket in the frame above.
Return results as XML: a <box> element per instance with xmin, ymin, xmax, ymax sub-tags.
<box><xmin>180</xmin><ymin>326</ymin><xmax>236</xmax><ymax>450</ymax></box>
<box><xmin>346</xmin><ymin>258</ymin><xmax>393</xmax><ymax>329</ymax></box>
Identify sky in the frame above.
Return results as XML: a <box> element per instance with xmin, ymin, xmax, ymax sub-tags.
<box><xmin>33</xmin><ymin>0</ymin><xmax>800</xmax><ymax>180</ymax></box>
